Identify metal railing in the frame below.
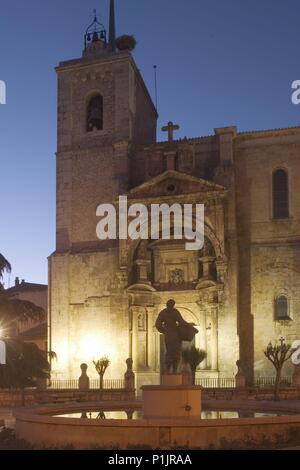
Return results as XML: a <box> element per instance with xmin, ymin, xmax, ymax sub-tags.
<box><xmin>48</xmin><ymin>378</ymin><xmax>125</xmax><ymax>390</ymax></box>
<box><xmin>195</xmin><ymin>377</ymin><xmax>236</xmax><ymax>388</ymax></box>
<box><xmin>47</xmin><ymin>376</ymin><xmax>293</xmax><ymax>390</ymax></box>
<box><xmin>195</xmin><ymin>376</ymin><xmax>293</xmax><ymax>389</ymax></box>
<box><xmin>255</xmin><ymin>376</ymin><xmax>292</xmax><ymax>388</ymax></box>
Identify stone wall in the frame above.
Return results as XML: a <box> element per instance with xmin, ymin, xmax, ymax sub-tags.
<box><xmin>0</xmin><ymin>390</ymin><xmax>36</xmax><ymax>408</ymax></box>
<box><xmin>203</xmin><ymin>387</ymin><xmax>300</xmax><ymax>401</ymax></box>
<box><xmin>0</xmin><ymin>388</ymin><xmax>135</xmax><ymax>408</ymax></box>
<box><xmin>235</xmin><ymin>131</ymin><xmax>300</xmax><ymax>379</ymax></box>
<box><xmin>1</xmin><ymin>386</ymin><xmax>299</xmax><ymax>408</ymax></box>
<box><xmin>49</xmin><ymin>250</ymin><xmax>129</xmax><ymax>380</ymax></box>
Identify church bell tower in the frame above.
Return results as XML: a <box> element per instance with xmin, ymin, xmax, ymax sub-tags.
<box><xmin>55</xmin><ymin>4</ymin><xmax>158</xmax><ymax>251</ymax></box>
<box><xmin>49</xmin><ymin>4</ymin><xmax>158</xmax><ymax>381</ymax></box>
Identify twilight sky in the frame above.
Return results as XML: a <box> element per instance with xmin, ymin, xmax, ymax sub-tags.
<box><xmin>0</xmin><ymin>0</ymin><xmax>300</xmax><ymax>285</ymax></box>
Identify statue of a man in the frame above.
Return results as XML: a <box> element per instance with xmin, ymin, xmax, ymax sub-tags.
<box><xmin>155</xmin><ymin>299</ymin><xmax>198</xmax><ymax>374</ymax></box>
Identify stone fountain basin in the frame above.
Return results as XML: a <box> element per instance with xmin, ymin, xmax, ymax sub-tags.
<box><xmin>13</xmin><ymin>400</ymin><xmax>300</xmax><ymax>450</ymax></box>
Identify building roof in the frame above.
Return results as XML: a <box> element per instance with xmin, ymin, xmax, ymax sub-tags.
<box><xmin>6</xmin><ymin>279</ymin><xmax>47</xmax><ymax>294</ymax></box>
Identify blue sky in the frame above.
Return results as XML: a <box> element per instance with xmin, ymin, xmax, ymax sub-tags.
<box><xmin>0</xmin><ymin>0</ymin><xmax>300</xmax><ymax>285</ymax></box>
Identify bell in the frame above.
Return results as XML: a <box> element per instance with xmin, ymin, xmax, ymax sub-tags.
<box><xmin>100</xmin><ymin>31</ymin><xmax>105</xmax><ymax>39</ymax></box>
<box><xmin>92</xmin><ymin>32</ymin><xmax>99</xmax><ymax>42</ymax></box>
<box><xmin>90</xmin><ymin>108</ymin><xmax>102</xmax><ymax>120</ymax></box>
<box><xmin>87</xmin><ymin>33</ymin><xmax>91</xmax><ymax>42</ymax></box>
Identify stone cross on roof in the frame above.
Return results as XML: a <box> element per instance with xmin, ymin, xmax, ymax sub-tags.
<box><xmin>162</xmin><ymin>121</ymin><xmax>180</xmax><ymax>142</ymax></box>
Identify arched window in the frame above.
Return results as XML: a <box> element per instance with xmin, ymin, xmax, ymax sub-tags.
<box><xmin>273</xmin><ymin>169</ymin><xmax>289</xmax><ymax>219</ymax></box>
<box><xmin>275</xmin><ymin>295</ymin><xmax>289</xmax><ymax>320</ymax></box>
<box><xmin>87</xmin><ymin>94</ymin><xmax>103</xmax><ymax>132</ymax></box>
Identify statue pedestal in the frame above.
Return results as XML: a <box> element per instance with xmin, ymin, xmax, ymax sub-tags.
<box><xmin>141</xmin><ymin>374</ymin><xmax>202</xmax><ymax>419</ymax></box>
<box><xmin>235</xmin><ymin>373</ymin><xmax>246</xmax><ymax>389</ymax></box>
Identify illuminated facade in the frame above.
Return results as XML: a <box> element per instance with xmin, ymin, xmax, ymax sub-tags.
<box><xmin>49</xmin><ymin>11</ymin><xmax>300</xmax><ymax>387</ymax></box>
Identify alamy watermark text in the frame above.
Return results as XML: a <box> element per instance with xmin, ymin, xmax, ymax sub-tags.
<box><xmin>96</xmin><ymin>196</ymin><xmax>204</xmax><ymax>251</ymax></box>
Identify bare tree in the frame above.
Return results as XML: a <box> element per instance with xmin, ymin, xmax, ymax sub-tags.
<box><xmin>93</xmin><ymin>356</ymin><xmax>110</xmax><ymax>389</ymax></box>
<box><xmin>264</xmin><ymin>338</ymin><xmax>295</xmax><ymax>401</ymax></box>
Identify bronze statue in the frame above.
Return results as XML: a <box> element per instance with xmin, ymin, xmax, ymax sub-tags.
<box><xmin>155</xmin><ymin>299</ymin><xmax>198</xmax><ymax>374</ymax></box>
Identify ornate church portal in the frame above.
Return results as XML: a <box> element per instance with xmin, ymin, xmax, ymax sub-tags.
<box><xmin>125</xmin><ymin>180</ymin><xmax>227</xmax><ymax>387</ymax></box>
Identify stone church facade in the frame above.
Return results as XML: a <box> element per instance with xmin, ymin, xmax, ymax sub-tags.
<box><xmin>49</xmin><ymin>18</ymin><xmax>300</xmax><ymax>388</ymax></box>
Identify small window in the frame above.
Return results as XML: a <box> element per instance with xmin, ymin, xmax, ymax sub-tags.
<box><xmin>275</xmin><ymin>295</ymin><xmax>290</xmax><ymax>320</ymax></box>
<box><xmin>273</xmin><ymin>169</ymin><xmax>289</xmax><ymax>219</ymax></box>
<box><xmin>87</xmin><ymin>94</ymin><xmax>103</xmax><ymax>132</ymax></box>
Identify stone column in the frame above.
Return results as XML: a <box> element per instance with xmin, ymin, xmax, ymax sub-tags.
<box><xmin>211</xmin><ymin>309</ymin><xmax>218</xmax><ymax>371</ymax></box>
<box><xmin>199</xmin><ymin>309</ymin><xmax>207</xmax><ymax>370</ymax></box>
<box><xmin>154</xmin><ymin>330</ymin><xmax>161</xmax><ymax>372</ymax></box>
<box><xmin>131</xmin><ymin>307</ymin><xmax>139</xmax><ymax>372</ymax></box>
<box><xmin>205</xmin><ymin>318</ymin><xmax>212</xmax><ymax>369</ymax></box>
<box><xmin>153</xmin><ymin>251</ymin><xmax>160</xmax><ymax>285</ymax></box>
<box><xmin>216</xmin><ymin>259</ymin><xmax>227</xmax><ymax>283</ymax></box>
<box><xmin>199</xmin><ymin>256</ymin><xmax>215</xmax><ymax>279</ymax></box>
<box><xmin>147</xmin><ymin>308</ymin><xmax>155</xmax><ymax>370</ymax></box>
<box><xmin>135</xmin><ymin>259</ymin><xmax>150</xmax><ymax>284</ymax></box>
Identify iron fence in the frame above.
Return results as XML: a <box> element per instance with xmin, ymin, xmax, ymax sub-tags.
<box><xmin>196</xmin><ymin>376</ymin><xmax>293</xmax><ymax>388</ymax></box>
<box><xmin>48</xmin><ymin>376</ymin><xmax>293</xmax><ymax>390</ymax></box>
<box><xmin>255</xmin><ymin>376</ymin><xmax>292</xmax><ymax>388</ymax></box>
<box><xmin>48</xmin><ymin>378</ymin><xmax>125</xmax><ymax>390</ymax></box>
<box><xmin>195</xmin><ymin>377</ymin><xmax>236</xmax><ymax>388</ymax></box>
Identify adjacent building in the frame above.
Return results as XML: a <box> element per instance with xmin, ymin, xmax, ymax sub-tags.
<box><xmin>6</xmin><ymin>278</ymin><xmax>47</xmax><ymax>351</ymax></box>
